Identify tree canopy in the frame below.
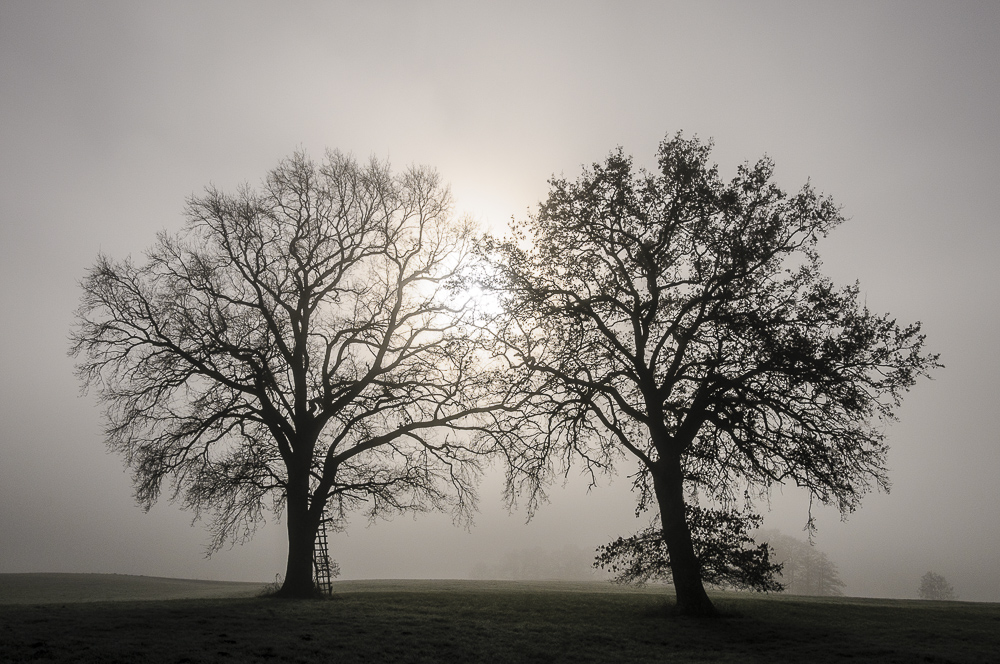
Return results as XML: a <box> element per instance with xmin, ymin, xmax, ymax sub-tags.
<box><xmin>758</xmin><ymin>529</ymin><xmax>846</xmax><ymax>596</ymax></box>
<box><xmin>72</xmin><ymin>151</ymin><xmax>516</xmax><ymax>596</ymax></box>
<box><xmin>485</xmin><ymin>133</ymin><xmax>939</xmax><ymax>615</ymax></box>
<box><xmin>919</xmin><ymin>571</ymin><xmax>957</xmax><ymax>601</ymax></box>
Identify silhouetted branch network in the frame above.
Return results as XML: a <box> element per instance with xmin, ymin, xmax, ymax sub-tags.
<box><xmin>72</xmin><ymin>151</ymin><xmax>528</xmax><ymax>596</ymax></box>
<box><xmin>482</xmin><ymin>132</ymin><xmax>939</xmax><ymax>615</ymax></box>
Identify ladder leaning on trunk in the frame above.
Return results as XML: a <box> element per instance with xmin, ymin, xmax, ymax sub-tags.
<box><xmin>312</xmin><ymin>513</ymin><xmax>339</xmax><ymax>597</ymax></box>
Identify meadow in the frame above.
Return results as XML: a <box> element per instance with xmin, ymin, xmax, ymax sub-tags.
<box><xmin>2</xmin><ymin>575</ymin><xmax>998</xmax><ymax>663</ymax></box>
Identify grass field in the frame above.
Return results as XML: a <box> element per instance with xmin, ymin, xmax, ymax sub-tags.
<box><xmin>2</xmin><ymin>576</ymin><xmax>998</xmax><ymax>663</ymax></box>
<box><xmin>0</xmin><ymin>573</ymin><xmax>264</xmax><ymax>605</ymax></box>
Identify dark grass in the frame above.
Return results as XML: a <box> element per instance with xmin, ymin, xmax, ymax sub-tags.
<box><xmin>0</xmin><ymin>573</ymin><xmax>264</xmax><ymax>605</ymax></box>
<box><xmin>2</xmin><ymin>577</ymin><xmax>998</xmax><ymax>663</ymax></box>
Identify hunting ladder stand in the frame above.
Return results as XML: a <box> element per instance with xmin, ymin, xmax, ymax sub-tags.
<box><xmin>312</xmin><ymin>511</ymin><xmax>337</xmax><ymax>597</ymax></box>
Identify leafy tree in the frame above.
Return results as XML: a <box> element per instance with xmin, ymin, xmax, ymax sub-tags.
<box><xmin>72</xmin><ymin>151</ymin><xmax>514</xmax><ymax>597</ymax></box>
<box><xmin>758</xmin><ymin>529</ymin><xmax>845</xmax><ymax>596</ymax></box>
<box><xmin>485</xmin><ymin>133</ymin><xmax>938</xmax><ymax>616</ymax></box>
<box><xmin>595</xmin><ymin>507</ymin><xmax>783</xmax><ymax>592</ymax></box>
<box><xmin>919</xmin><ymin>571</ymin><xmax>957</xmax><ymax>600</ymax></box>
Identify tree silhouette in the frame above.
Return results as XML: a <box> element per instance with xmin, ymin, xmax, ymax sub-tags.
<box><xmin>919</xmin><ymin>571</ymin><xmax>957</xmax><ymax>601</ymax></box>
<box><xmin>72</xmin><ymin>151</ymin><xmax>516</xmax><ymax>597</ymax></box>
<box><xmin>485</xmin><ymin>133</ymin><xmax>938</xmax><ymax>616</ymax></box>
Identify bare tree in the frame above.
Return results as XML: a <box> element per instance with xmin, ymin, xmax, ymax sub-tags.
<box><xmin>485</xmin><ymin>134</ymin><xmax>938</xmax><ymax>616</ymax></box>
<box><xmin>72</xmin><ymin>151</ymin><xmax>514</xmax><ymax>597</ymax></box>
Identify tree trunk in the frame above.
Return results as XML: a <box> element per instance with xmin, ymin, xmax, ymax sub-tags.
<box><xmin>276</xmin><ymin>478</ymin><xmax>318</xmax><ymax>598</ymax></box>
<box><xmin>651</xmin><ymin>459</ymin><xmax>717</xmax><ymax>617</ymax></box>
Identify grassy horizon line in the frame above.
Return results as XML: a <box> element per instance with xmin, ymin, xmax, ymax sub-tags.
<box><xmin>3</xmin><ymin>575</ymin><xmax>998</xmax><ymax>662</ymax></box>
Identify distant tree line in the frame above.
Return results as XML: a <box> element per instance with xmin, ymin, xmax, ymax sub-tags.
<box><xmin>471</xmin><ymin>545</ymin><xmax>596</xmax><ymax>581</ymax></box>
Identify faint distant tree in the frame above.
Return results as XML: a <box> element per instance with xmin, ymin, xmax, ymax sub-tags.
<box><xmin>759</xmin><ymin>529</ymin><xmax>845</xmax><ymax>596</ymax></box>
<box><xmin>72</xmin><ymin>151</ymin><xmax>518</xmax><ymax>598</ymax></box>
<box><xmin>919</xmin><ymin>571</ymin><xmax>957</xmax><ymax>600</ymax></box>
<box><xmin>484</xmin><ymin>133</ymin><xmax>938</xmax><ymax>616</ymax></box>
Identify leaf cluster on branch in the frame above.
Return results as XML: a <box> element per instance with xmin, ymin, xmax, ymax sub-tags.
<box><xmin>595</xmin><ymin>506</ymin><xmax>784</xmax><ymax>592</ymax></box>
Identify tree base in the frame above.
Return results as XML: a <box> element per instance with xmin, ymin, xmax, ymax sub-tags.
<box><xmin>269</xmin><ymin>581</ymin><xmax>326</xmax><ymax>599</ymax></box>
<box><xmin>674</xmin><ymin>597</ymin><xmax>719</xmax><ymax>619</ymax></box>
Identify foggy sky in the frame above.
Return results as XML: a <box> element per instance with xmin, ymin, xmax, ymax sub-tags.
<box><xmin>2</xmin><ymin>1</ymin><xmax>999</xmax><ymax>601</ymax></box>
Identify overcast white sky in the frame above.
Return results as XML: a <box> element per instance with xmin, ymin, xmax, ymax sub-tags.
<box><xmin>2</xmin><ymin>1</ymin><xmax>998</xmax><ymax>601</ymax></box>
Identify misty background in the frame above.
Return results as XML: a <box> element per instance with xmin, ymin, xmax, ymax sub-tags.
<box><xmin>1</xmin><ymin>1</ymin><xmax>998</xmax><ymax>601</ymax></box>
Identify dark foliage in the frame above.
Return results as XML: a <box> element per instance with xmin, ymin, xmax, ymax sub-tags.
<box><xmin>485</xmin><ymin>132</ymin><xmax>939</xmax><ymax>615</ymax></box>
<box><xmin>595</xmin><ymin>506</ymin><xmax>784</xmax><ymax>592</ymax></box>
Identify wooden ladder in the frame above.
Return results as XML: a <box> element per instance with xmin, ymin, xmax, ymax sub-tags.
<box><xmin>312</xmin><ymin>514</ymin><xmax>337</xmax><ymax>597</ymax></box>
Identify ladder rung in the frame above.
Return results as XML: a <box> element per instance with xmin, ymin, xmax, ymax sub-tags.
<box><xmin>312</xmin><ymin>510</ymin><xmax>336</xmax><ymax>596</ymax></box>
